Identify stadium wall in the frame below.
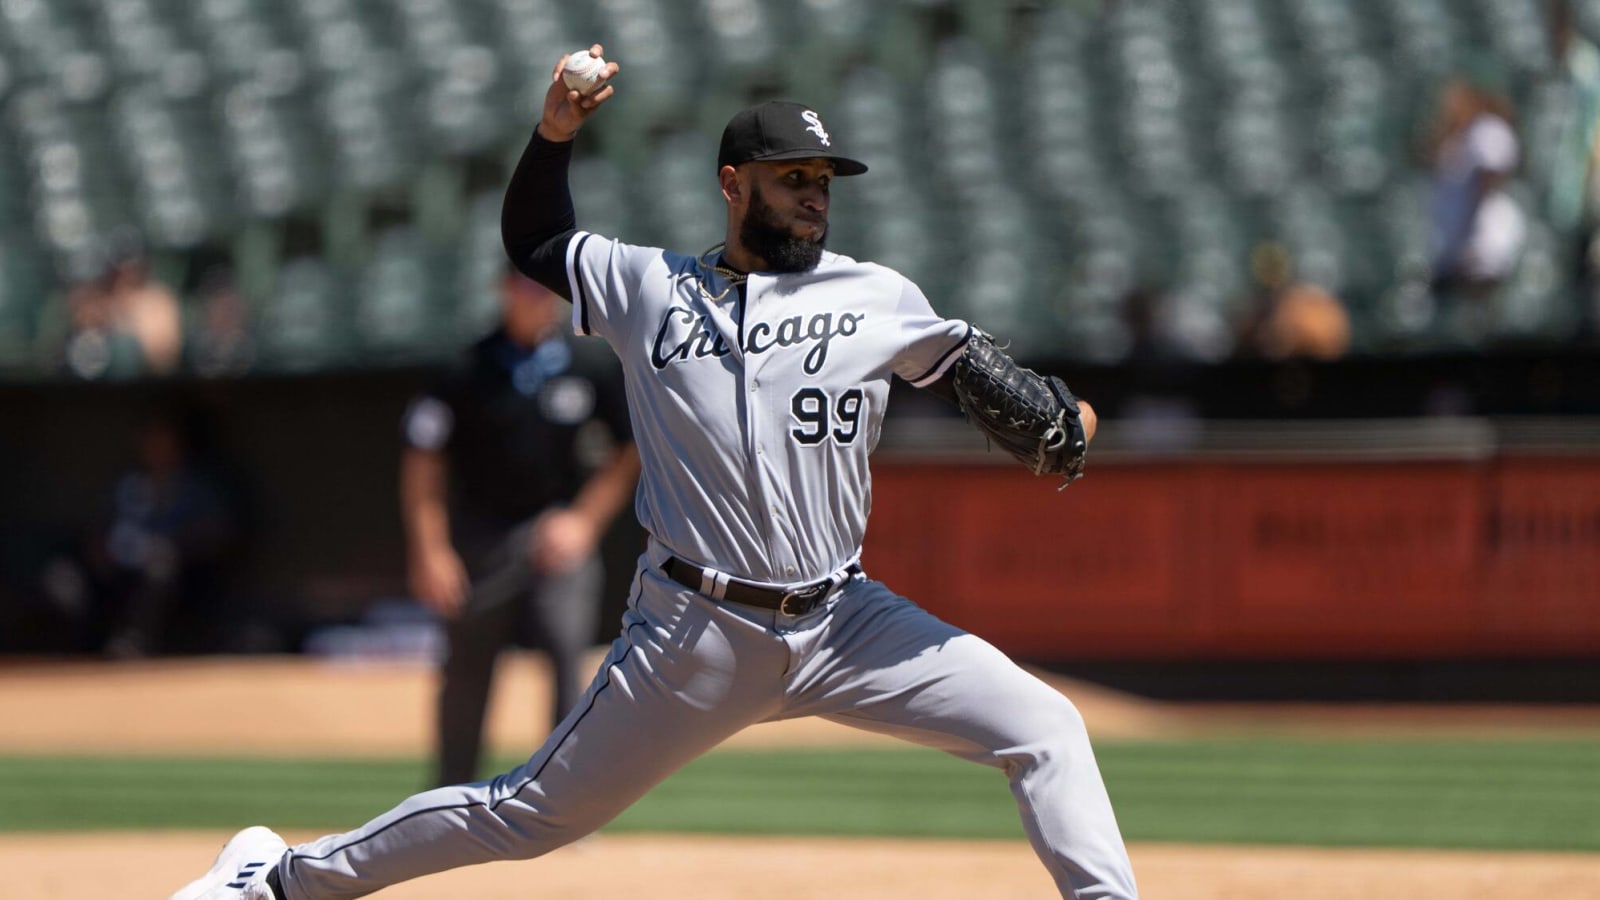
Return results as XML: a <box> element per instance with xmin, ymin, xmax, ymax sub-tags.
<box><xmin>865</xmin><ymin>456</ymin><xmax>1600</xmax><ymax>662</ymax></box>
<box><xmin>1</xmin><ymin>371</ymin><xmax>1597</xmax><ymax>667</ymax></box>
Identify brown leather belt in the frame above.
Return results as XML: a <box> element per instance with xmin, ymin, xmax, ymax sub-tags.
<box><xmin>662</xmin><ymin>557</ymin><xmax>862</xmax><ymax>616</ymax></box>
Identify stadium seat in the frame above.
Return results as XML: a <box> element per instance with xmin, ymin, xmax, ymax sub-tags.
<box><xmin>255</xmin><ymin>254</ymin><xmax>351</xmax><ymax>371</ymax></box>
<box><xmin>1281</xmin><ymin>0</ymin><xmax>1366</xmax><ymax>65</ymax></box>
<box><xmin>388</xmin><ymin>0</ymin><xmax>506</xmax><ymax>156</ymax></box>
<box><xmin>1166</xmin><ymin>185</ymin><xmax>1251</xmax><ymax>313</ymax></box>
<box><xmin>316</xmin><ymin>74</ymin><xmax>416</xmax><ymax>193</ymax></box>
<box><xmin>1105</xmin><ymin>4</ymin><xmax>1201</xmax><ymax>199</ymax></box>
<box><xmin>586</xmin><ymin>0</ymin><xmax>694</xmax><ymax>139</ymax></box>
<box><xmin>1224</xmin><ymin>104</ymin><xmax>1298</xmax><ymax>198</ymax></box>
<box><xmin>641</xmin><ymin>131</ymin><xmax>723</xmax><ymax>254</ymax></box>
<box><xmin>1315</xmin><ymin>55</ymin><xmax>1393</xmax><ymax>196</ymax></box>
<box><xmin>95</xmin><ymin>0</ymin><xmax>211</xmax><ymax>100</ymax></box>
<box><xmin>569</xmin><ymin>154</ymin><xmax>634</xmax><ymax>246</ymax></box>
<box><xmin>0</xmin><ymin>231</ymin><xmax>48</xmax><ymax>369</ymax></box>
<box><xmin>216</xmin><ymin>82</ymin><xmax>323</xmax><ymax>219</ymax></box>
<box><xmin>107</xmin><ymin>87</ymin><xmax>227</xmax><ymax>249</ymax></box>
<box><xmin>831</xmin><ymin>66</ymin><xmax>940</xmax><ymax>283</ymax></box>
<box><xmin>1023</xmin><ymin>46</ymin><xmax>1103</xmax><ymax>198</ymax></box>
<box><xmin>691</xmin><ymin>0</ymin><xmax>782</xmax><ymax>83</ymax></box>
<box><xmin>788</xmin><ymin>0</ymin><xmax>878</xmax><ymax>64</ymax></box>
<box><xmin>355</xmin><ymin>227</ymin><xmax>449</xmax><ymax>361</ymax></box>
<box><xmin>1376</xmin><ymin>0</ymin><xmax>1465</xmax><ymax>79</ymax></box>
<box><xmin>0</xmin><ymin>0</ymin><xmax>110</xmax><ymax>101</ymax></box>
<box><xmin>1193</xmin><ymin>0</ymin><xmax>1279</xmax><ymax>88</ymax></box>
<box><xmin>945</xmin><ymin>187</ymin><xmax>1070</xmax><ymax>356</ymax></box>
<box><xmin>1358</xmin><ymin>202</ymin><xmax>1440</xmax><ymax>350</ymax></box>
<box><xmin>453</xmin><ymin>190</ymin><xmax>508</xmax><ymax>343</ymax></box>
<box><xmin>1477</xmin><ymin>0</ymin><xmax>1554</xmax><ymax>74</ymax></box>
<box><xmin>485</xmin><ymin>0</ymin><xmax>583</xmax><ymax>123</ymax></box>
<box><xmin>923</xmin><ymin>39</ymin><xmax>1016</xmax><ymax>205</ymax></box>
<box><xmin>1490</xmin><ymin>189</ymin><xmax>1579</xmax><ymax>343</ymax></box>
<box><xmin>187</xmin><ymin>0</ymin><xmax>306</xmax><ymax>96</ymax></box>
<box><xmin>1045</xmin><ymin>188</ymin><xmax>1149</xmax><ymax>363</ymax></box>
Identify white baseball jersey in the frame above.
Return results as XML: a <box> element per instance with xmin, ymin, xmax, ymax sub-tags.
<box><xmin>564</xmin><ymin>234</ymin><xmax>971</xmax><ymax>586</ymax></box>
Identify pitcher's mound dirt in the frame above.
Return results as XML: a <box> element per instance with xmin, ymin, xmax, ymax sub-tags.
<box><xmin>4</xmin><ymin>654</ymin><xmax>1594</xmax><ymax>757</ymax></box>
<box><xmin>8</xmin><ymin>832</ymin><xmax>1600</xmax><ymax>900</ymax></box>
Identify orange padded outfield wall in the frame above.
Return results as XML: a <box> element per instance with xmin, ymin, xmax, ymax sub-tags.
<box><xmin>861</xmin><ymin>459</ymin><xmax>1600</xmax><ymax>661</ymax></box>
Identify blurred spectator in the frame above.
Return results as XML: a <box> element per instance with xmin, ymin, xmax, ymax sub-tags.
<box><xmin>1239</xmin><ymin>243</ymin><xmax>1351</xmax><ymax>362</ymax></box>
<box><xmin>1123</xmin><ymin>286</ymin><xmax>1180</xmax><ymax>366</ymax></box>
<box><xmin>60</xmin><ymin>276</ymin><xmax>146</xmax><ymax>380</ymax></box>
<box><xmin>105</xmin><ymin>239</ymin><xmax>184</xmax><ymax>376</ymax></box>
<box><xmin>1543</xmin><ymin>0</ymin><xmax>1600</xmax><ymax>235</ymax></box>
<box><xmin>186</xmin><ymin>265</ymin><xmax>257</xmax><ymax>378</ymax></box>
<box><xmin>1426</xmin><ymin>74</ymin><xmax>1526</xmax><ymax>298</ymax></box>
<box><xmin>1116</xmin><ymin>286</ymin><xmax>1202</xmax><ymax>452</ymax></box>
<box><xmin>1544</xmin><ymin>0</ymin><xmax>1600</xmax><ymax>332</ymax></box>
<box><xmin>1121</xmin><ymin>286</ymin><xmax>1231</xmax><ymax>364</ymax></box>
<box><xmin>86</xmin><ymin>411</ymin><xmax>242</xmax><ymax>658</ymax></box>
<box><xmin>0</xmin><ymin>524</ymin><xmax>96</xmax><ymax>654</ymax></box>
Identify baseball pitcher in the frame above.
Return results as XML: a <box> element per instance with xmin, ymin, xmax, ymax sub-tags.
<box><xmin>171</xmin><ymin>45</ymin><xmax>1136</xmax><ymax>900</ymax></box>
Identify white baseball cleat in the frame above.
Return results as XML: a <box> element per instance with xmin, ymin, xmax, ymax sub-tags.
<box><xmin>168</xmin><ymin>826</ymin><xmax>288</xmax><ymax>900</ymax></box>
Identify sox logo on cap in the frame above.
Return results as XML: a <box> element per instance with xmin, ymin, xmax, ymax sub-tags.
<box><xmin>800</xmin><ymin>109</ymin><xmax>831</xmax><ymax>146</ymax></box>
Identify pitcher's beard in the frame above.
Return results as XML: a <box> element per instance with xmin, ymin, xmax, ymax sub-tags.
<box><xmin>740</xmin><ymin>185</ymin><xmax>826</xmax><ymax>273</ymax></box>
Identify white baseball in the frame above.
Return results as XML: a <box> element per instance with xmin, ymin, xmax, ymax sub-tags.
<box><xmin>562</xmin><ymin>51</ymin><xmax>607</xmax><ymax>95</ymax></box>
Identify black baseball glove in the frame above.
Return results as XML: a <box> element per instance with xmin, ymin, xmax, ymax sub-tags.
<box><xmin>950</xmin><ymin>330</ymin><xmax>1089</xmax><ymax>487</ymax></box>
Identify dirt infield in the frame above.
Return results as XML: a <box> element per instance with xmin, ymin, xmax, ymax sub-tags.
<box><xmin>4</xmin><ymin>655</ymin><xmax>1599</xmax><ymax>899</ymax></box>
<box><xmin>6</xmin><ymin>654</ymin><xmax>1594</xmax><ymax>757</ymax></box>
<box><xmin>8</xmin><ymin>832</ymin><xmax>1600</xmax><ymax>900</ymax></box>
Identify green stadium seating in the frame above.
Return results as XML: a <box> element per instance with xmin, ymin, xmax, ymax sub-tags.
<box><xmin>1491</xmin><ymin>186</ymin><xmax>1582</xmax><ymax>342</ymax></box>
<box><xmin>354</xmin><ymin>226</ymin><xmax>450</xmax><ymax>362</ymax></box>
<box><xmin>453</xmin><ymin>189</ymin><xmax>507</xmax><ymax>343</ymax></box>
<box><xmin>254</xmin><ymin>254</ymin><xmax>351</xmax><ymax>371</ymax></box>
<box><xmin>831</xmin><ymin>66</ymin><xmax>940</xmax><ymax>284</ymax></box>
<box><xmin>568</xmin><ymin>154</ymin><xmax>633</xmax><ymax>247</ymax></box>
<box><xmin>0</xmin><ymin>0</ymin><xmax>1588</xmax><ymax>376</ymax></box>
<box><xmin>0</xmin><ymin>231</ymin><xmax>48</xmax><ymax>369</ymax></box>
<box><xmin>641</xmin><ymin>131</ymin><xmax>724</xmax><ymax>254</ymax></box>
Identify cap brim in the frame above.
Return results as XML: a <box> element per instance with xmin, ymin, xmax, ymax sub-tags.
<box><xmin>747</xmin><ymin>149</ymin><xmax>868</xmax><ymax>176</ymax></box>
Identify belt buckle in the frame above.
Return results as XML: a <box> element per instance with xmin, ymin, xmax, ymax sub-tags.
<box><xmin>779</xmin><ymin>581</ymin><xmax>829</xmax><ymax>616</ymax></box>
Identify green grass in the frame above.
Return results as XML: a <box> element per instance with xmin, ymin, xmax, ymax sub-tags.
<box><xmin>1</xmin><ymin>739</ymin><xmax>1595</xmax><ymax>851</ymax></box>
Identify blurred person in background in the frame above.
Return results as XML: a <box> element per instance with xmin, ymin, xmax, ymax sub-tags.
<box><xmin>1543</xmin><ymin>0</ymin><xmax>1600</xmax><ymax>331</ymax></box>
<box><xmin>400</xmin><ymin>266</ymin><xmax>638</xmax><ymax>787</ymax></box>
<box><xmin>104</xmin><ymin>235</ymin><xmax>184</xmax><ymax>376</ymax></box>
<box><xmin>186</xmin><ymin>264</ymin><xmax>256</xmax><ymax>378</ymax></box>
<box><xmin>1543</xmin><ymin>0</ymin><xmax>1600</xmax><ymax>234</ymax></box>
<box><xmin>1116</xmin><ymin>285</ymin><xmax>1203</xmax><ymax>452</ymax></box>
<box><xmin>1427</xmin><ymin>73</ymin><xmax>1526</xmax><ymax>300</ymax></box>
<box><xmin>89</xmin><ymin>410</ymin><xmax>242</xmax><ymax>658</ymax></box>
<box><xmin>59</xmin><ymin>275</ymin><xmax>146</xmax><ymax>380</ymax></box>
<box><xmin>1239</xmin><ymin>243</ymin><xmax>1351</xmax><ymax>362</ymax></box>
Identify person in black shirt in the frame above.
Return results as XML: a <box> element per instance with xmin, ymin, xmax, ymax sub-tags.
<box><xmin>400</xmin><ymin>266</ymin><xmax>638</xmax><ymax>787</ymax></box>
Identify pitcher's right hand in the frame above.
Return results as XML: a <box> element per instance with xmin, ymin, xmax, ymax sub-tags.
<box><xmin>538</xmin><ymin>44</ymin><xmax>620</xmax><ymax>142</ymax></box>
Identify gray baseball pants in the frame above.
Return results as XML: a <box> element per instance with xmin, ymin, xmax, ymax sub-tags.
<box><xmin>277</xmin><ymin>551</ymin><xmax>1139</xmax><ymax>899</ymax></box>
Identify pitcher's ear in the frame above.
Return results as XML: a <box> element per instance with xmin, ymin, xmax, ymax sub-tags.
<box><xmin>719</xmin><ymin>165</ymin><xmax>742</xmax><ymax>203</ymax></box>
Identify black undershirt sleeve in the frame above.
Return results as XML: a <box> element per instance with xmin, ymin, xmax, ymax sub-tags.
<box><xmin>921</xmin><ymin>369</ymin><xmax>960</xmax><ymax>407</ymax></box>
<box><xmin>501</xmin><ymin>130</ymin><xmax>580</xmax><ymax>298</ymax></box>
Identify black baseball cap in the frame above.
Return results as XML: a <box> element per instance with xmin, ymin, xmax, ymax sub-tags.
<box><xmin>716</xmin><ymin>100</ymin><xmax>868</xmax><ymax>176</ymax></box>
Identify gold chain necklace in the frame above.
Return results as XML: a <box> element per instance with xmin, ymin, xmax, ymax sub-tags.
<box><xmin>695</xmin><ymin>242</ymin><xmax>747</xmax><ymax>303</ymax></box>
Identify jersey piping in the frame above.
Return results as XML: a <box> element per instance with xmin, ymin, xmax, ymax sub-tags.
<box><xmin>567</xmin><ymin>232</ymin><xmax>596</xmax><ymax>336</ymax></box>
